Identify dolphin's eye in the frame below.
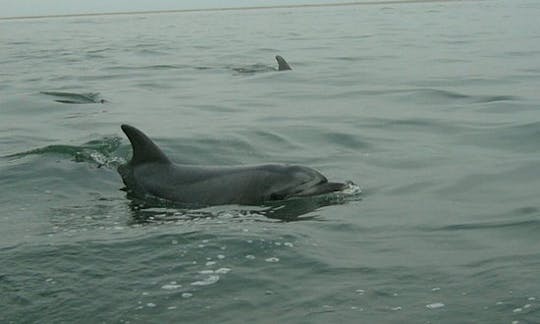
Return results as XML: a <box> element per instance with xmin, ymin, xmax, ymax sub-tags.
<box><xmin>270</xmin><ymin>192</ymin><xmax>285</xmax><ymax>201</ymax></box>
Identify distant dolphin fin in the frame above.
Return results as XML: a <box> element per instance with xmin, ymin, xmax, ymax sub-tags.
<box><xmin>121</xmin><ymin>124</ymin><xmax>171</xmax><ymax>165</ymax></box>
<box><xmin>275</xmin><ymin>55</ymin><xmax>292</xmax><ymax>71</ymax></box>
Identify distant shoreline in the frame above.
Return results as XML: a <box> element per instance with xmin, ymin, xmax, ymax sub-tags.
<box><xmin>0</xmin><ymin>0</ymin><xmax>473</xmax><ymax>21</ymax></box>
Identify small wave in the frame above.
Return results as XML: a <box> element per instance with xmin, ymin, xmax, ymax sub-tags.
<box><xmin>231</xmin><ymin>64</ymin><xmax>276</xmax><ymax>74</ymax></box>
<box><xmin>473</xmin><ymin>95</ymin><xmax>518</xmax><ymax>103</ymax></box>
<box><xmin>410</xmin><ymin>88</ymin><xmax>470</xmax><ymax>101</ymax></box>
<box><xmin>391</xmin><ymin>88</ymin><xmax>519</xmax><ymax>105</ymax></box>
<box><xmin>459</xmin><ymin>121</ymin><xmax>540</xmax><ymax>152</ymax></box>
<box><xmin>5</xmin><ymin>136</ymin><xmax>123</xmax><ymax>167</ymax></box>
<box><xmin>40</xmin><ymin>91</ymin><xmax>106</xmax><ymax>104</ymax></box>
<box><xmin>431</xmin><ymin>219</ymin><xmax>540</xmax><ymax>231</ymax></box>
<box><xmin>323</xmin><ymin>131</ymin><xmax>372</xmax><ymax>150</ymax></box>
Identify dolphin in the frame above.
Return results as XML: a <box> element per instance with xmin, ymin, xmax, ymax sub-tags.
<box><xmin>275</xmin><ymin>55</ymin><xmax>292</xmax><ymax>71</ymax></box>
<box><xmin>118</xmin><ymin>124</ymin><xmax>346</xmax><ymax>206</ymax></box>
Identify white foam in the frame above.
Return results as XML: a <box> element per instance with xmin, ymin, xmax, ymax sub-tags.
<box><xmin>265</xmin><ymin>257</ymin><xmax>280</xmax><ymax>263</ymax></box>
<box><xmin>161</xmin><ymin>282</ymin><xmax>182</xmax><ymax>290</ymax></box>
<box><xmin>191</xmin><ymin>275</ymin><xmax>220</xmax><ymax>286</ymax></box>
<box><xmin>215</xmin><ymin>268</ymin><xmax>231</xmax><ymax>274</ymax></box>
<box><xmin>199</xmin><ymin>270</ymin><xmax>214</xmax><ymax>274</ymax></box>
<box><xmin>342</xmin><ymin>182</ymin><xmax>362</xmax><ymax>195</ymax></box>
<box><xmin>246</xmin><ymin>255</ymin><xmax>255</xmax><ymax>260</ymax></box>
<box><xmin>182</xmin><ymin>292</ymin><xmax>193</xmax><ymax>298</ymax></box>
<box><xmin>426</xmin><ymin>303</ymin><xmax>445</xmax><ymax>309</ymax></box>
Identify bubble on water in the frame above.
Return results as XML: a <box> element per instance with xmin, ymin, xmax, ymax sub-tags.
<box><xmin>246</xmin><ymin>255</ymin><xmax>255</xmax><ymax>260</ymax></box>
<box><xmin>167</xmin><ymin>306</ymin><xmax>177</xmax><ymax>310</ymax></box>
<box><xmin>146</xmin><ymin>303</ymin><xmax>156</xmax><ymax>308</ymax></box>
<box><xmin>391</xmin><ymin>306</ymin><xmax>402</xmax><ymax>311</ymax></box>
<box><xmin>142</xmin><ymin>292</ymin><xmax>149</xmax><ymax>296</ymax></box>
<box><xmin>513</xmin><ymin>308</ymin><xmax>523</xmax><ymax>313</ymax></box>
<box><xmin>206</xmin><ymin>261</ymin><xmax>216</xmax><ymax>266</ymax></box>
<box><xmin>431</xmin><ymin>287</ymin><xmax>441</xmax><ymax>292</ymax></box>
<box><xmin>523</xmin><ymin>304</ymin><xmax>531</xmax><ymax>309</ymax></box>
<box><xmin>274</xmin><ymin>242</ymin><xmax>282</xmax><ymax>246</ymax></box>
<box><xmin>512</xmin><ymin>321</ymin><xmax>519</xmax><ymax>324</ymax></box>
<box><xmin>202</xmin><ymin>239</ymin><xmax>209</xmax><ymax>243</ymax></box>
<box><xmin>528</xmin><ymin>297</ymin><xmax>536</xmax><ymax>301</ymax></box>
<box><xmin>182</xmin><ymin>293</ymin><xmax>193</xmax><ymax>298</ymax></box>
<box><xmin>355</xmin><ymin>289</ymin><xmax>365</xmax><ymax>295</ymax></box>
<box><xmin>247</xmin><ymin>240</ymin><xmax>253</xmax><ymax>244</ymax></box>
<box><xmin>426</xmin><ymin>303</ymin><xmax>445</xmax><ymax>309</ymax></box>
<box><xmin>284</xmin><ymin>242</ymin><xmax>294</xmax><ymax>247</ymax></box>
<box><xmin>265</xmin><ymin>257</ymin><xmax>279</xmax><ymax>263</ymax></box>
<box><xmin>198</xmin><ymin>244</ymin><xmax>205</xmax><ymax>248</ymax></box>
<box><xmin>191</xmin><ymin>275</ymin><xmax>220</xmax><ymax>286</ymax></box>
<box><xmin>217</xmin><ymin>254</ymin><xmax>225</xmax><ymax>259</ymax></box>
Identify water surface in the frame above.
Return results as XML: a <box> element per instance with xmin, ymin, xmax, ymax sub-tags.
<box><xmin>1</xmin><ymin>1</ymin><xmax>540</xmax><ymax>323</ymax></box>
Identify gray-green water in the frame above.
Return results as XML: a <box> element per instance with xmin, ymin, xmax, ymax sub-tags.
<box><xmin>1</xmin><ymin>1</ymin><xmax>540</xmax><ymax>323</ymax></box>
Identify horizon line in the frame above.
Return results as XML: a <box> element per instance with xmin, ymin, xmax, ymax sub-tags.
<box><xmin>0</xmin><ymin>0</ymin><xmax>471</xmax><ymax>21</ymax></box>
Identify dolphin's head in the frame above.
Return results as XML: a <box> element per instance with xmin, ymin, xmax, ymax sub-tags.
<box><xmin>266</xmin><ymin>165</ymin><xmax>345</xmax><ymax>201</ymax></box>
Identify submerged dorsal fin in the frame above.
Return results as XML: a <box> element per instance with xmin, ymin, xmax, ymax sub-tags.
<box><xmin>121</xmin><ymin>124</ymin><xmax>171</xmax><ymax>165</ymax></box>
<box><xmin>275</xmin><ymin>55</ymin><xmax>292</xmax><ymax>71</ymax></box>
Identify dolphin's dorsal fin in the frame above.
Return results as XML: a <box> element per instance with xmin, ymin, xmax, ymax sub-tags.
<box><xmin>121</xmin><ymin>124</ymin><xmax>171</xmax><ymax>165</ymax></box>
<box><xmin>275</xmin><ymin>55</ymin><xmax>292</xmax><ymax>71</ymax></box>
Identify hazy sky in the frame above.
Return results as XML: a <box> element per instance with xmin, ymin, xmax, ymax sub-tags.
<box><xmin>0</xmin><ymin>0</ymin><xmax>353</xmax><ymax>18</ymax></box>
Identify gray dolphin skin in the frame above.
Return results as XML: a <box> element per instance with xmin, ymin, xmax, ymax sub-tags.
<box><xmin>118</xmin><ymin>124</ymin><xmax>345</xmax><ymax>206</ymax></box>
<box><xmin>275</xmin><ymin>55</ymin><xmax>292</xmax><ymax>71</ymax></box>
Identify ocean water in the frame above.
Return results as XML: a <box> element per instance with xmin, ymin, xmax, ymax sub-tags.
<box><xmin>1</xmin><ymin>1</ymin><xmax>540</xmax><ymax>323</ymax></box>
